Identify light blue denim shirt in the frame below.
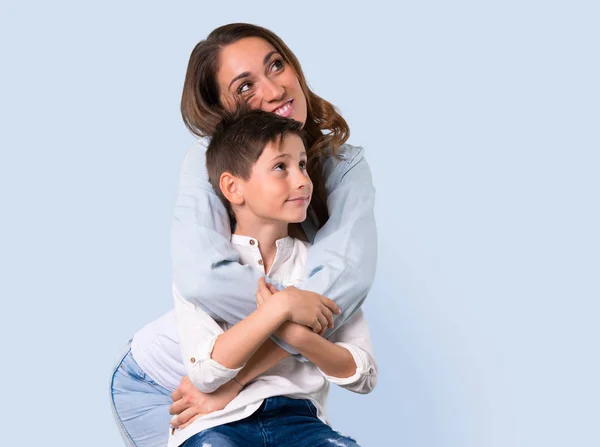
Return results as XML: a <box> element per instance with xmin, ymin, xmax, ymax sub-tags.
<box><xmin>171</xmin><ymin>139</ymin><xmax>377</xmax><ymax>354</ymax></box>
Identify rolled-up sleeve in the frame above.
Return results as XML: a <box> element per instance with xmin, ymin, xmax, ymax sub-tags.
<box><xmin>319</xmin><ymin>309</ymin><xmax>378</xmax><ymax>394</ymax></box>
<box><xmin>173</xmin><ymin>285</ymin><xmax>244</xmax><ymax>393</ymax></box>
<box><xmin>186</xmin><ymin>334</ymin><xmax>244</xmax><ymax>393</ymax></box>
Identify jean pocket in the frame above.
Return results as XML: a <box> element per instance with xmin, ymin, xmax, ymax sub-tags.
<box><xmin>119</xmin><ymin>351</ymin><xmax>158</xmax><ymax>386</ymax></box>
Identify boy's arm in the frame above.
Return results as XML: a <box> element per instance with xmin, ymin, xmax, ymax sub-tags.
<box><xmin>175</xmin><ymin>279</ymin><xmax>339</xmax><ymax>392</ymax></box>
<box><xmin>279</xmin><ymin>309</ymin><xmax>378</xmax><ymax>394</ymax></box>
<box><xmin>210</xmin><ymin>299</ymin><xmax>289</xmax><ymax>370</ymax></box>
<box><xmin>174</xmin><ymin>284</ymin><xmax>288</xmax><ymax>393</ymax></box>
<box><xmin>233</xmin><ymin>339</ymin><xmax>291</xmax><ymax>384</ymax></box>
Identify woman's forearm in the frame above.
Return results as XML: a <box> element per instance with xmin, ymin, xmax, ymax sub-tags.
<box><xmin>211</xmin><ymin>299</ymin><xmax>288</xmax><ymax>369</ymax></box>
<box><xmin>302</xmin><ymin>146</ymin><xmax>377</xmax><ymax>338</ymax></box>
<box><xmin>283</xmin><ymin>324</ymin><xmax>357</xmax><ymax>378</ymax></box>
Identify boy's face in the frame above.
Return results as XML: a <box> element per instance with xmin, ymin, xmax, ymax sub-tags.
<box><xmin>239</xmin><ymin>133</ymin><xmax>312</xmax><ymax>224</ymax></box>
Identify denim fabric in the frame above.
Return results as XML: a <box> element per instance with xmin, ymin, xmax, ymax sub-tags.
<box><xmin>110</xmin><ymin>344</ymin><xmax>172</xmax><ymax>447</ymax></box>
<box><xmin>182</xmin><ymin>396</ymin><xmax>360</xmax><ymax>447</ymax></box>
<box><xmin>110</xmin><ymin>349</ymin><xmax>361</xmax><ymax>447</ymax></box>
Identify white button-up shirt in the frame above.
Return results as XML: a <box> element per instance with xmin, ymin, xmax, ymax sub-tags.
<box><xmin>164</xmin><ymin>235</ymin><xmax>377</xmax><ymax>446</ymax></box>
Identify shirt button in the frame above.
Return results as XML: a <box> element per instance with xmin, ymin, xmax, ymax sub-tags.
<box><xmin>368</xmin><ymin>367</ymin><xmax>374</xmax><ymax>374</ymax></box>
<box><xmin>249</xmin><ymin>239</ymin><xmax>255</xmax><ymax>245</ymax></box>
<box><xmin>190</xmin><ymin>357</ymin><xmax>196</xmax><ymax>363</ymax></box>
<box><xmin>258</xmin><ymin>259</ymin><xmax>264</xmax><ymax>266</ymax></box>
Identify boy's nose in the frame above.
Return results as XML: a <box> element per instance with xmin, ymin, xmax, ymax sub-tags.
<box><xmin>295</xmin><ymin>174</ymin><xmax>311</xmax><ymax>190</ymax></box>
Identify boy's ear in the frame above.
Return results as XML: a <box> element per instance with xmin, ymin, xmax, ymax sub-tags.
<box><xmin>219</xmin><ymin>172</ymin><xmax>244</xmax><ymax>205</ymax></box>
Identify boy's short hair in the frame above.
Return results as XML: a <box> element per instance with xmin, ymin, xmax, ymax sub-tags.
<box><xmin>206</xmin><ymin>109</ymin><xmax>307</xmax><ymax>220</ymax></box>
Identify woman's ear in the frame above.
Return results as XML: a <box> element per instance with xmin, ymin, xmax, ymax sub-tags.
<box><xmin>220</xmin><ymin>172</ymin><xmax>244</xmax><ymax>206</ymax></box>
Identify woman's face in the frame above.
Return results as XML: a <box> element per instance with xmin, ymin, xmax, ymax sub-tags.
<box><xmin>216</xmin><ymin>37</ymin><xmax>308</xmax><ymax>126</ymax></box>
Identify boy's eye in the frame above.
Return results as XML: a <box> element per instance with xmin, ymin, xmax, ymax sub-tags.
<box><xmin>274</xmin><ymin>163</ymin><xmax>286</xmax><ymax>171</ymax></box>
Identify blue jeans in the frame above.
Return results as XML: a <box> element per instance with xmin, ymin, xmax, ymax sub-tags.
<box><xmin>110</xmin><ymin>343</ymin><xmax>173</xmax><ymax>446</ymax></box>
<box><xmin>183</xmin><ymin>396</ymin><xmax>360</xmax><ymax>447</ymax></box>
<box><xmin>110</xmin><ymin>345</ymin><xmax>360</xmax><ymax>447</ymax></box>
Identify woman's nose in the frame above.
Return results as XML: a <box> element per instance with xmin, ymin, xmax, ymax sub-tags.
<box><xmin>261</xmin><ymin>78</ymin><xmax>285</xmax><ymax>103</ymax></box>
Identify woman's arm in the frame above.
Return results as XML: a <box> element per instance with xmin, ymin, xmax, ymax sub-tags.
<box><xmin>171</xmin><ymin>140</ymin><xmax>261</xmax><ymax>325</ymax></box>
<box><xmin>172</xmin><ymin>142</ymin><xmax>376</xmax><ymax>348</ymax></box>
<box><xmin>171</xmin><ymin>141</ymin><xmax>337</xmax><ymax>334</ymax></box>
<box><xmin>301</xmin><ymin>144</ymin><xmax>378</xmax><ymax>337</ymax></box>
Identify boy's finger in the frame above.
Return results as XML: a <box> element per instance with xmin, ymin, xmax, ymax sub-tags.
<box><xmin>320</xmin><ymin>304</ymin><xmax>334</xmax><ymax>329</ymax></box>
<box><xmin>321</xmin><ymin>297</ymin><xmax>341</xmax><ymax>315</ymax></box>
<box><xmin>258</xmin><ymin>279</ymin><xmax>273</xmax><ymax>298</ymax></box>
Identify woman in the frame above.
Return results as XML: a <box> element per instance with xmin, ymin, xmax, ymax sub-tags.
<box><xmin>110</xmin><ymin>23</ymin><xmax>377</xmax><ymax>446</ymax></box>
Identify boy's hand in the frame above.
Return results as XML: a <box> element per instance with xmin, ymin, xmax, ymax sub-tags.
<box><xmin>255</xmin><ymin>277</ymin><xmax>278</xmax><ymax>307</ymax></box>
<box><xmin>256</xmin><ymin>278</ymin><xmax>340</xmax><ymax>334</ymax></box>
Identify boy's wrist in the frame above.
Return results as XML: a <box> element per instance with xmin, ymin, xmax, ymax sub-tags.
<box><xmin>265</xmin><ymin>292</ymin><xmax>291</xmax><ymax>323</ymax></box>
<box><xmin>231</xmin><ymin>376</ymin><xmax>244</xmax><ymax>389</ymax></box>
<box><xmin>277</xmin><ymin>321</ymin><xmax>311</xmax><ymax>348</ymax></box>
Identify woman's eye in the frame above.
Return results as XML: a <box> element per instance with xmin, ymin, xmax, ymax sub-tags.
<box><xmin>270</xmin><ymin>59</ymin><xmax>284</xmax><ymax>73</ymax></box>
<box><xmin>299</xmin><ymin>160</ymin><xmax>307</xmax><ymax>170</ymax></box>
<box><xmin>236</xmin><ymin>82</ymin><xmax>253</xmax><ymax>95</ymax></box>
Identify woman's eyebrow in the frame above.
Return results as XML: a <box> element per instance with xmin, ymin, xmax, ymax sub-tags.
<box><xmin>229</xmin><ymin>72</ymin><xmax>250</xmax><ymax>90</ymax></box>
<box><xmin>228</xmin><ymin>51</ymin><xmax>280</xmax><ymax>90</ymax></box>
<box><xmin>263</xmin><ymin>50</ymin><xmax>279</xmax><ymax>65</ymax></box>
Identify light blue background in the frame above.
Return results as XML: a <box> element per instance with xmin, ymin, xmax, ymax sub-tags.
<box><xmin>1</xmin><ymin>1</ymin><xmax>598</xmax><ymax>446</ymax></box>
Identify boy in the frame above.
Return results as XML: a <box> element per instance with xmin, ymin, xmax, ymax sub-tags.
<box><xmin>171</xmin><ymin>110</ymin><xmax>377</xmax><ymax>447</ymax></box>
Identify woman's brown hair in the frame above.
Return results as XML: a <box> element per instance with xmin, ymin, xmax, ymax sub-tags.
<box><xmin>181</xmin><ymin>23</ymin><xmax>350</xmax><ymax>227</ymax></box>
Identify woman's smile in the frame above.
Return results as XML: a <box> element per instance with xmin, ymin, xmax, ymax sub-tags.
<box><xmin>272</xmin><ymin>99</ymin><xmax>294</xmax><ymax>118</ymax></box>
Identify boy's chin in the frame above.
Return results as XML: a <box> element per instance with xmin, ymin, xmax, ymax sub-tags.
<box><xmin>284</xmin><ymin>212</ymin><xmax>307</xmax><ymax>224</ymax></box>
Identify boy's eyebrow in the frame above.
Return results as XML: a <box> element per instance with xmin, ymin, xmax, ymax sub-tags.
<box><xmin>270</xmin><ymin>151</ymin><xmax>307</xmax><ymax>162</ymax></box>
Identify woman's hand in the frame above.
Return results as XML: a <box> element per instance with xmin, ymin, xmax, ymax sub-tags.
<box><xmin>169</xmin><ymin>376</ymin><xmax>242</xmax><ymax>430</ymax></box>
<box><xmin>256</xmin><ymin>278</ymin><xmax>340</xmax><ymax>334</ymax></box>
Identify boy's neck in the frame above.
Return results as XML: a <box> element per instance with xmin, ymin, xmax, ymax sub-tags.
<box><xmin>233</xmin><ymin>219</ymin><xmax>288</xmax><ymax>272</ymax></box>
